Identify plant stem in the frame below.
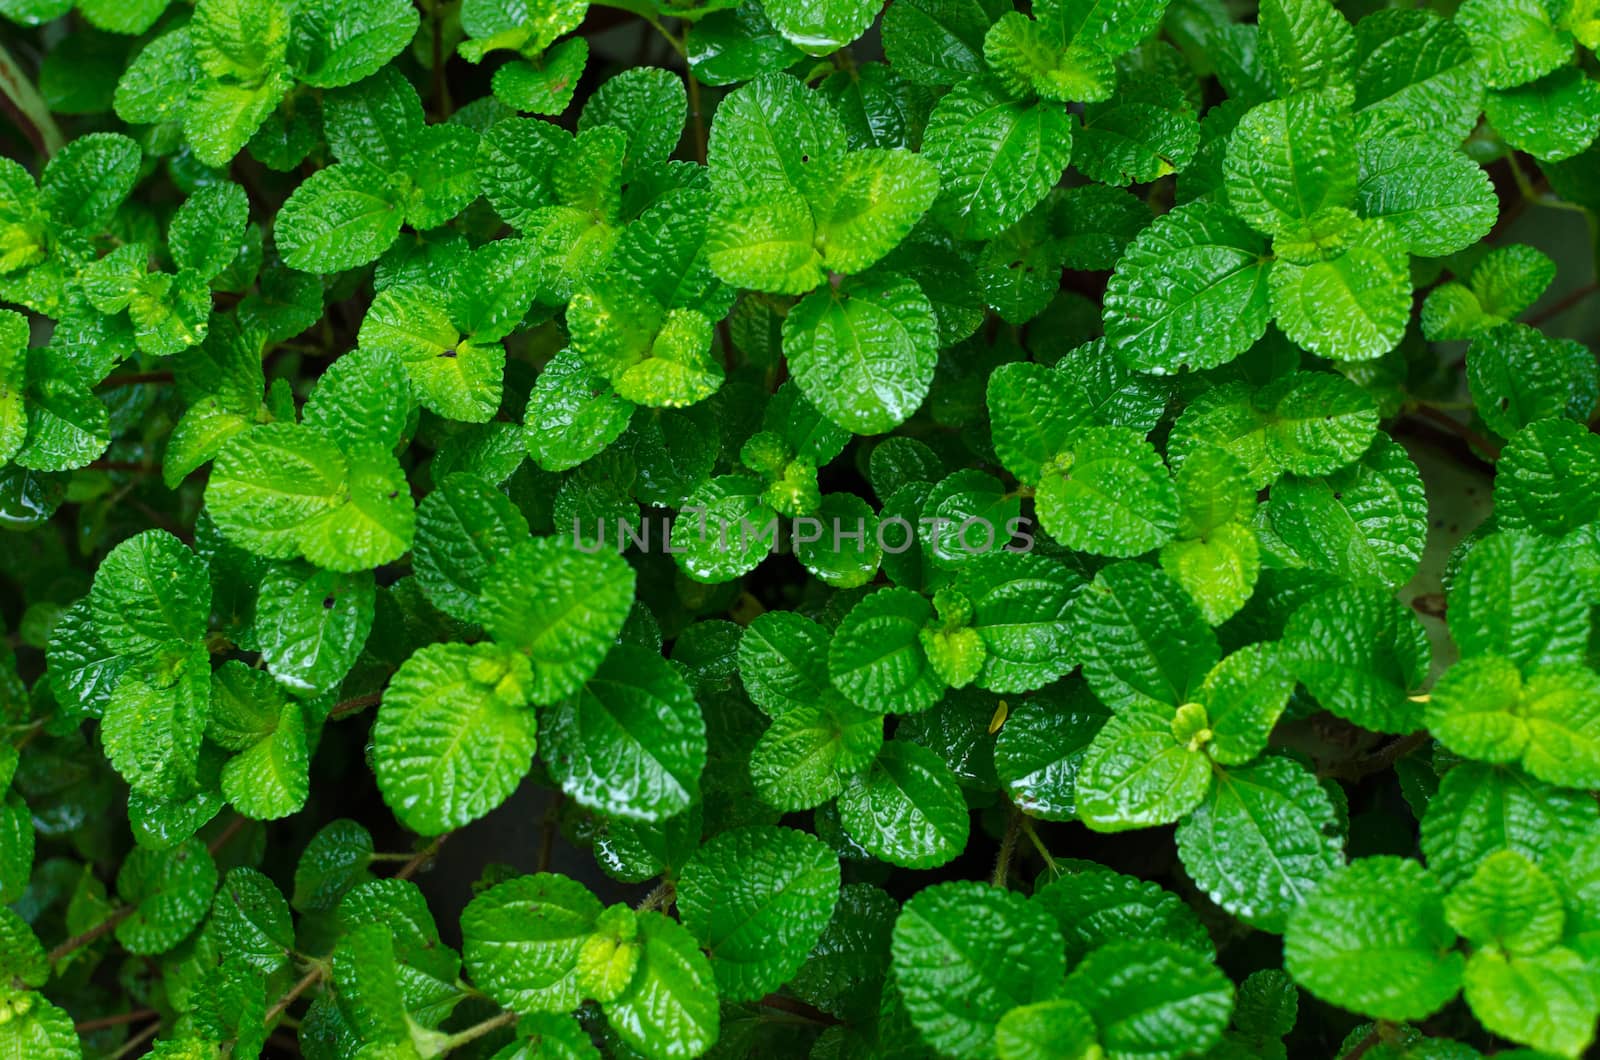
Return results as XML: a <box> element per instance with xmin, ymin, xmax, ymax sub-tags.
<box><xmin>74</xmin><ymin>1009</ymin><xmax>158</xmax><ymax>1033</ymax></box>
<box><xmin>394</xmin><ymin>833</ymin><xmax>450</xmax><ymax>881</ymax></box>
<box><xmin>757</xmin><ymin>994</ymin><xmax>842</xmax><ymax>1025</ymax></box>
<box><xmin>991</xmin><ymin>806</ymin><xmax>1022</xmax><ymax>889</ymax></box>
<box><xmin>438</xmin><ymin>1009</ymin><xmax>519</xmax><ymax>1051</ymax></box>
<box><xmin>636</xmin><ymin>881</ymin><xmax>674</xmax><ymax>912</ymax></box>
<box><xmin>107</xmin><ymin>1020</ymin><xmax>162</xmax><ymax>1060</ymax></box>
<box><xmin>99</xmin><ymin>371</ymin><xmax>175</xmax><ymax>388</ymax></box>
<box><xmin>207</xmin><ymin>813</ymin><xmax>248</xmax><ymax>856</ymax></box>
<box><xmin>1408</xmin><ymin>403</ymin><xmax>1501</xmax><ymax>461</ymax></box>
<box><xmin>0</xmin><ymin>40</ymin><xmax>63</xmax><ymax>157</ymax></box>
<box><xmin>1527</xmin><ymin>280</ymin><xmax>1600</xmax><ymax>327</ymax></box>
<box><xmin>48</xmin><ymin>907</ymin><xmax>134</xmax><ymax>963</ymax></box>
<box><xmin>264</xmin><ymin>964</ymin><xmax>327</xmax><ymax>1026</ymax></box>
<box><xmin>1019</xmin><ymin>818</ymin><xmax>1059</xmax><ymax>878</ymax></box>
<box><xmin>329</xmin><ymin>691</ymin><xmax>382</xmax><ymax>720</ymax></box>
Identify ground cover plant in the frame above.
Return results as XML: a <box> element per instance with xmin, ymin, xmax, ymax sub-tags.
<box><xmin>0</xmin><ymin>0</ymin><xmax>1599</xmax><ymax>1056</ymax></box>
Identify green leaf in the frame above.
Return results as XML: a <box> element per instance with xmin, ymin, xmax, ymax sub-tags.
<box><xmin>462</xmin><ymin>873</ymin><xmax>602</xmax><ymax>1014</ymax></box>
<box><xmin>479</xmin><ymin>536</ymin><xmax>635</xmax><ymax>703</ymax></box>
<box><xmin>372</xmin><ymin>641</ymin><xmax>537</xmax><ymax>835</ymax></box>
<box><xmin>1076</xmin><ymin>706</ymin><xmax>1211</xmax><ymax>832</ymax></box>
<box><xmin>90</xmin><ymin>529</ymin><xmax>210</xmax><ymax>658</ymax></box>
<box><xmin>960</xmin><ymin>551</ymin><xmax>1080</xmax><ymax>692</ymax></box>
<box><xmin>359</xmin><ymin>284</ymin><xmax>504</xmax><ymax>422</ymax></box>
<box><xmin>184</xmin><ymin>73</ymin><xmax>292</xmax><ymax>169</ymax></box>
<box><xmin>1284</xmin><ymin>856</ymin><xmax>1463</xmax><ymax>1021</ymax></box>
<box><xmin>568</xmin><ymin>278</ymin><xmax>722</xmax><ymax>408</ymax></box>
<box><xmin>114</xmin><ymin>838</ymin><xmax>218</xmax><ymax>954</ymax></box>
<box><xmin>212</xmin><ymin>867</ymin><xmax>294</xmax><ymax>975</ymax></box>
<box><xmin>1487</xmin><ymin>67</ymin><xmax>1600</xmax><ymax>162</ymax></box>
<box><xmin>1175</xmin><ymin>755</ymin><xmax>1343</xmax><ymax>932</ymax></box>
<box><xmin>1034</xmin><ymin>863</ymin><xmax>1215</xmax><ymax>965</ymax></box>
<box><xmin>1444</xmin><ymin>850</ymin><xmax>1564</xmax><ymax>954</ymax></box>
<box><xmin>764</xmin><ymin>0</ymin><xmax>878</xmax><ymax>53</ymax></box>
<box><xmin>1419</xmin><ymin>762</ymin><xmax>1598</xmax><ymax>890</ymax></box>
<box><xmin>1074</xmin><ymin>561</ymin><xmax>1219</xmax><ymax>714</ymax></box>
<box><xmin>209</xmin><ymin>662</ymin><xmax>311</xmax><ymax>819</ymax></box>
<box><xmin>293</xmin><ymin>819</ymin><xmax>375</xmax><ymax>913</ymax></box>
<box><xmin>1061</xmin><ymin>940</ymin><xmax>1234</xmax><ymax>1060</ymax></box>
<box><xmin>890</xmin><ymin>881</ymin><xmax>1066</xmax><ymax>1060</ymax></box>
<box><xmin>1463</xmin><ymin>946</ymin><xmax>1598</xmax><ymax>1058</ymax></box>
<box><xmin>255</xmin><ymin>564</ymin><xmax>375</xmax><ymax>696</ymax></box>
<box><xmin>838</xmin><ymin>739</ymin><xmax>969</xmax><ymax>868</ymax></box>
<box><xmin>286</xmin><ymin>0</ymin><xmax>419</xmax><ymax>88</ymax></box>
<box><xmin>738</xmin><ymin>610</ymin><xmax>834</xmax><ymax>718</ymax></box>
<box><xmin>1103</xmin><ymin>201</ymin><xmax>1272</xmax><ymax>374</ymax></box>
<box><xmin>524</xmin><ymin>348</ymin><xmax>635</xmax><ymax>473</ymax></box>
<box><xmin>812</xmin><ymin>149</ymin><xmax>941</xmax><ymax>274</ymax></box>
<box><xmin>1257</xmin><ymin>0</ymin><xmax>1354</xmax><ymax>96</ymax></box>
<box><xmin>411</xmin><ymin>473</ymin><xmax>530</xmax><ymax>623</ymax></box>
<box><xmin>828</xmin><ymin>588</ymin><xmax>942</xmax><ymax>714</ymax></box>
<box><xmin>40</xmin><ymin>131</ymin><xmax>142</xmax><ymax>232</ymax></box>
<box><xmin>678</xmin><ymin>825</ymin><xmax>841</xmax><ymax>1000</ymax></box>
<box><xmin>921</xmin><ymin>79</ymin><xmax>1075</xmax><ymax>239</ymax></box>
<box><xmin>1355</xmin><ymin>136</ymin><xmax>1497</xmax><ymax>256</ymax></box>
<box><xmin>277</xmin><ymin>162</ymin><xmax>405</xmax><ymax>274</ymax></box>
<box><xmin>1466</xmin><ymin>324</ymin><xmax>1596</xmax><ymax>438</ymax></box>
<box><xmin>1199</xmin><ymin>643</ymin><xmax>1295</xmax><ymax>764</ymax></box>
<box><xmin>880</xmin><ymin>0</ymin><xmax>995</xmax><ymax>86</ymax></box>
<box><xmin>541</xmin><ymin>643</ymin><xmax>705</xmax><ymax>821</ymax></box>
<box><xmin>1496</xmin><ymin>417</ymin><xmax>1600</xmax><ymax>537</ymax></box>
<box><xmin>1352</xmin><ymin>10</ymin><xmax>1483</xmax><ymax>140</ymax></box>
<box><xmin>102</xmin><ymin>647</ymin><xmax>211</xmax><ymax>800</ymax></box>
<box><xmin>1455</xmin><ymin>0</ymin><xmax>1572</xmax><ymax>90</ymax></box>
<box><xmin>985</xmin><ymin>361</ymin><xmax>1091</xmax><ymax>486</ymax></box>
<box><xmin>1427</xmin><ymin>657</ymin><xmax>1600</xmax><ymax>790</ymax></box>
<box><xmin>782</xmin><ymin>272</ymin><xmax>939</xmax><ymax>435</ymax></box>
<box><xmin>994</xmin><ymin>999</ymin><xmax>1098</xmax><ymax>1060</ymax></box>
<box><xmin>748</xmin><ymin>698</ymin><xmax>883</xmax><ymax>809</ymax></box>
<box><xmin>1261</xmin><ymin>433</ymin><xmax>1427</xmax><ymax>590</ymax></box>
<box><xmin>1223</xmin><ymin>91</ymin><xmax>1355</xmax><ymax>236</ymax></box>
<box><xmin>1447</xmin><ymin>530</ymin><xmax>1590</xmax><ymax>672</ymax></box>
<box><xmin>992</xmin><ymin>679</ymin><xmax>1110</xmax><ymax>820</ymax></box>
<box><xmin>708</xmin><ymin>72</ymin><xmax>847</xmax><ymax>196</ymax></box>
<box><xmin>1035</xmin><ymin>425</ymin><xmax>1179</xmax><ymax>557</ymax></box>
<box><xmin>605</xmin><ymin>911</ymin><xmax>720</xmax><ymax>1060</ymax></box>
<box><xmin>1283</xmin><ymin>586</ymin><xmax>1430</xmax><ymax>733</ymax></box>
<box><xmin>171</xmin><ymin>182</ymin><xmax>250</xmax><ymax>282</ymax></box>
<box><xmin>15</xmin><ymin>350</ymin><xmax>111</xmax><ymax>472</ymax></box>
<box><xmin>1268</xmin><ymin>218</ymin><xmax>1411</xmax><ymax>362</ymax></box>
<box><xmin>1074</xmin><ymin>73</ymin><xmax>1199</xmax><ymax>188</ymax></box>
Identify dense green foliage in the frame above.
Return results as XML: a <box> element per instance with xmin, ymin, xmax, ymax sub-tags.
<box><xmin>0</xmin><ymin>0</ymin><xmax>1598</xmax><ymax>1056</ymax></box>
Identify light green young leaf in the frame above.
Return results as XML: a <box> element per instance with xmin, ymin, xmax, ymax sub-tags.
<box><xmin>1268</xmin><ymin>218</ymin><xmax>1411</xmax><ymax>362</ymax></box>
<box><xmin>605</xmin><ymin>911</ymin><xmax>720</xmax><ymax>1060</ymax></box>
<box><xmin>1283</xmin><ymin>857</ymin><xmax>1463</xmax><ymax>1021</ymax></box>
<box><xmin>1444</xmin><ymin>850</ymin><xmax>1564</xmax><ymax>954</ymax></box>
<box><xmin>372</xmin><ymin>641</ymin><xmax>537</xmax><ymax>835</ymax></box>
<box><xmin>1076</xmin><ymin>706</ymin><xmax>1211</xmax><ymax>832</ymax></box>
<box><xmin>479</xmin><ymin>536</ymin><xmax>636</xmax><ymax>703</ymax></box>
